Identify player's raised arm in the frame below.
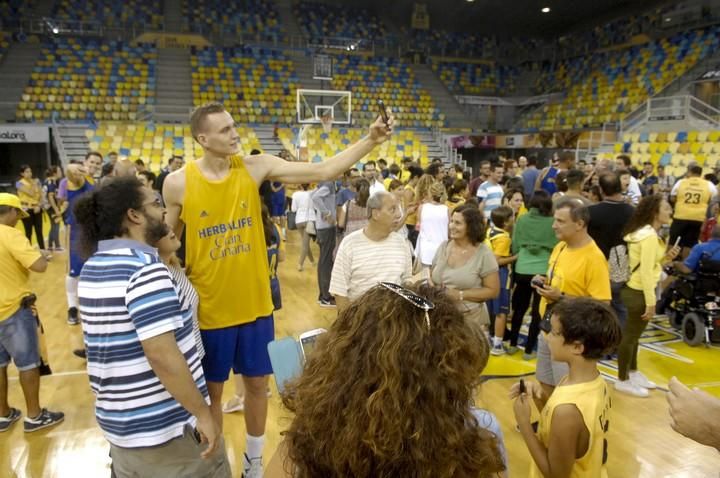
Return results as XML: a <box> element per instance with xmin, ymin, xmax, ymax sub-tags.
<box><xmin>252</xmin><ymin>113</ymin><xmax>394</xmax><ymax>185</ymax></box>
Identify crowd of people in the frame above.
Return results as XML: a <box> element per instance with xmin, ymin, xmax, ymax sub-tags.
<box><xmin>1</xmin><ymin>105</ymin><xmax>720</xmax><ymax>477</ymax></box>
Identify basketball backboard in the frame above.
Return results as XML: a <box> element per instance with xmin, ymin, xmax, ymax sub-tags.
<box><xmin>296</xmin><ymin>89</ymin><xmax>352</xmax><ymax>125</ymax></box>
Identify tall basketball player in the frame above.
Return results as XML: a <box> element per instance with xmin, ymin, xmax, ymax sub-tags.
<box><xmin>163</xmin><ymin>102</ymin><xmax>393</xmax><ymax>477</ymax></box>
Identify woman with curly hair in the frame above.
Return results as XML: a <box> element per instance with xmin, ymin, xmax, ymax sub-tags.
<box><xmin>266</xmin><ymin>284</ymin><xmax>507</xmax><ymax>478</ymax></box>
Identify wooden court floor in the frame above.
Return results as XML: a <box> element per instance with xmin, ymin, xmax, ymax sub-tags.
<box><xmin>1</xmin><ymin>228</ymin><xmax>719</xmax><ymax>477</ymax></box>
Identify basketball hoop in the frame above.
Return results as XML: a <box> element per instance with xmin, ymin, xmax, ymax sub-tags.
<box><xmin>320</xmin><ymin>113</ymin><xmax>333</xmax><ymax>134</ymax></box>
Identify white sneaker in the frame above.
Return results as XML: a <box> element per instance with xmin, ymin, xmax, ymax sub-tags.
<box><xmin>490</xmin><ymin>343</ymin><xmax>506</xmax><ymax>356</ymax></box>
<box><xmin>629</xmin><ymin>371</ymin><xmax>657</xmax><ymax>389</ymax></box>
<box><xmin>614</xmin><ymin>379</ymin><xmax>649</xmax><ymax>398</ymax></box>
<box><xmin>242</xmin><ymin>455</ymin><xmax>263</xmax><ymax>478</ymax></box>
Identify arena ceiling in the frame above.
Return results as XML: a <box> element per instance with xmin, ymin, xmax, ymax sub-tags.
<box><xmin>359</xmin><ymin>0</ymin><xmax>672</xmax><ymax>39</ymax></box>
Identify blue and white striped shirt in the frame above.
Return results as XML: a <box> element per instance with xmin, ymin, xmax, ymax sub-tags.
<box><xmin>78</xmin><ymin>239</ymin><xmax>208</xmax><ymax>448</ymax></box>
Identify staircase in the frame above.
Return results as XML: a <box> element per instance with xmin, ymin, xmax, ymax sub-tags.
<box><xmin>276</xmin><ymin>0</ymin><xmax>303</xmax><ymax>38</ymax></box>
<box><xmin>286</xmin><ymin>49</ymin><xmax>325</xmax><ymax>90</ymax></box>
<box><xmin>0</xmin><ymin>43</ymin><xmax>41</xmax><ymax>122</ymax></box>
<box><xmin>53</xmin><ymin>124</ymin><xmax>90</xmax><ymax>165</ymax></box>
<box><xmin>164</xmin><ymin>0</ymin><xmax>184</xmax><ymax>32</ymax></box>
<box><xmin>255</xmin><ymin>124</ymin><xmax>285</xmax><ymax>156</ymax></box>
<box><xmin>411</xmin><ymin>64</ymin><xmax>473</xmax><ymax>129</ymax></box>
<box><xmin>154</xmin><ymin>48</ymin><xmax>193</xmax><ymax>123</ymax></box>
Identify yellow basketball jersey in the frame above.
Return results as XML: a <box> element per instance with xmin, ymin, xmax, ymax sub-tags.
<box><xmin>181</xmin><ymin>157</ymin><xmax>273</xmax><ymax>329</ymax></box>
<box><xmin>530</xmin><ymin>375</ymin><xmax>611</xmax><ymax>478</ymax></box>
<box><xmin>674</xmin><ymin>177</ymin><xmax>712</xmax><ymax>222</ymax></box>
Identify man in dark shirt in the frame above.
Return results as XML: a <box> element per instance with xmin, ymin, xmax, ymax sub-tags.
<box><xmin>588</xmin><ymin>172</ymin><xmax>635</xmax><ymax>325</ymax></box>
<box><xmin>640</xmin><ymin>161</ymin><xmax>659</xmax><ymax>196</ymax></box>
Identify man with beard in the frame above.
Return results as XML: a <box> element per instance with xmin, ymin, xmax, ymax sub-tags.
<box><xmin>74</xmin><ymin>177</ymin><xmax>229</xmax><ymax>477</ymax></box>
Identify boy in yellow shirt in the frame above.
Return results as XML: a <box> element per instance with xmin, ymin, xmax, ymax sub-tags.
<box><xmin>511</xmin><ymin>298</ymin><xmax>621</xmax><ymax>478</ymax></box>
<box><xmin>487</xmin><ymin>206</ymin><xmax>517</xmax><ymax>355</ymax></box>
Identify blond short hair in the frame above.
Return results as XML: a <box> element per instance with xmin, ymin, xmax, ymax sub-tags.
<box><xmin>190</xmin><ymin>102</ymin><xmax>226</xmax><ymax>140</ymax></box>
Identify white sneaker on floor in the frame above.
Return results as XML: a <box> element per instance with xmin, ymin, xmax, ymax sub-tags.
<box><xmin>490</xmin><ymin>343</ymin><xmax>506</xmax><ymax>356</ymax></box>
<box><xmin>242</xmin><ymin>455</ymin><xmax>263</xmax><ymax>478</ymax></box>
<box><xmin>614</xmin><ymin>379</ymin><xmax>649</xmax><ymax>398</ymax></box>
<box><xmin>629</xmin><ymin>371</ymin><xmax>657</xmax><ymax>390</ymax></box>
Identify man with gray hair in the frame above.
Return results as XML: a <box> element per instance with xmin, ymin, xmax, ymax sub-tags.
<box><xmin>330</xmin><ymin>191</ymin><xmax>413</xmax><ymax>312</ymax></box>
<box><xmin>531</xmin><ymin>196</ymin><xmax>611</xmax><ymax>409</ymax></box>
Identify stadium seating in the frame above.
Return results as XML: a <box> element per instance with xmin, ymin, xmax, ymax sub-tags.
<box><xmin>17</xmin><ymin>39</ymin><xmax>157</xmax><ymax>122</ymax></box>
<box><xmin>404</xmin><ymin>29</ymin><xmax>499</xmax><ymax>58</ymax></box>
<box><xmin>85</xmin><ymin>122</ymin><xmax>262</xmax><ymax>170</ymax></box>
<box><xmin>295</xmin><ymin>1</ymin><xmax>385</xmax><ymax>40</ymax></box>
<box><xmin>325</xmin><ymin>54</ymin><xmax>443</xmax><ymax>128</ymax></box>
<box><xmin>521</xmin><ymin>27</ymin><xmax>720</xmax><ymax>131</ymax></box>
<box><xmin>595</xmin><ymin>130</ymin><xmax>720</xmax><ymax>177</ymax></box>
<box><xmin>52</xmin><ymin>0</ymin><xmax>163</xmax><ymax>28</ymax></box>
<box><xmin>277</xmin><ymin>126</ymin><xmax>429</xmax><ymax>165</ymax></box>
<box><xmin>191</xmin><ymin>45</ymin><xmax>298</xmax><ymax>124</ymax></box>
<box><xmin>182</xmin><ymin>0</ymin><xmax>283</xmax><ymax>42</ymax></box>
<box><xmin>431</xmin><ymin>60</ymin><xmax>518</xmax><ymax>95</ymax></box>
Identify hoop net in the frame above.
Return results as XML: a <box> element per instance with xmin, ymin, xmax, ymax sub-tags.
<box><xmin>320</xmin><ymin>113</ymin><xmax>333</xmax><ymax>133</ymax></box>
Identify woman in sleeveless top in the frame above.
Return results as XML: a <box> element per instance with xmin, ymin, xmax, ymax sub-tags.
<box><xmin>16</xmin><ymin>164</ymin><xmax>46</xmax><ymax>251</ymax></box>
<box><xmin>415</xmin><ymin>181</ymin><xmax>450</xmax><ymax>268</ymax></box>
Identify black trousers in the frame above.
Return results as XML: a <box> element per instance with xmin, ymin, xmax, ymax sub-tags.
<box><xmin>22</xmin><ymin>209</ymin><xmax>45</xmax><ymax>250</ymax></box>
<box><xmin>508</xmin><ymin>273</ymin><xmax>542</xmax><ymax>354</ymax></box>
<box><xmin>316</xmin><ymin>227</ymin><xmax>336</xmax><ymax>301</ymax></box>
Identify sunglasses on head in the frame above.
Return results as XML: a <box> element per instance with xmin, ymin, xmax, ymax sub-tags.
<box><xmin>539</xmin><ymin>316</ymin><xmax>552</xmax><ymax>334</ymax></box>
<box><xmin>379</xmin><ymin>282</ymin><xmax>435</xmax><ymax>330</ymax></box>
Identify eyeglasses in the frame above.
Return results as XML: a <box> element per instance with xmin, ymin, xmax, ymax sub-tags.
<box><xmin>141</xmin><ymin>198</ymin><xmax>163</xmax><ymax>209</ymax></box>
<box><xmin>379</xmin><ymin>282</ymin><xmax>435</xmax><ymax>330</ymax></box>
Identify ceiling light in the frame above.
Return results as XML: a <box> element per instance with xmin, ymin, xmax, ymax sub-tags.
<box><xmin>665</xmin><ymin>17</ymin><xmax>672</xmax><ymax>22</ymax></box>
<box><xmin>541</xmin><ymin>7</ymin><xmax>550</xmax><ymax>13</ymax></box>
<box><xmin>52</xmin><ymin>26</ymin><xmax>59</xmax><ymax>34</ymax></box>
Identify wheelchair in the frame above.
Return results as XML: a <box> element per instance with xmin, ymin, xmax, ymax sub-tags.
<box><xmin>658</xmin><ymin>260</ymin><xmax>720</xmax><ymax>346</ymax></box>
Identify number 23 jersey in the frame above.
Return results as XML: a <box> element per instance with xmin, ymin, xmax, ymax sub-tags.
<box><xmin>672</xmin><ymin>177</ymin><xmax>717</xmax><ymax>222</ymax></box>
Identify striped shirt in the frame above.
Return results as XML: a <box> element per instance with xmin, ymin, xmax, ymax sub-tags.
<box><xmin>78</xmin><ymin>239</ymin><xmax>208</xmax><ymax>449</ymax></box>
<box><xmin>330</xmin><ymin>229</ymin><xmax>413</xmax><ymax>301</ymax></box>
<box><xmin>477</xmin><ymin>181</ymin><xmax>504</xmax><ymax>220</ymax></box>
<box><xmin>168</xmin><ymin>264</ymin><xmax>205</xmax><ymax>359</ymax></box>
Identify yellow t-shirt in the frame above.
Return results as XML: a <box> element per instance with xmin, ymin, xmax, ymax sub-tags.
<box><xmin>487</xmin><ymin>227</ymin><xmax>512</xmax><ymax>257</ymax></box>
<box><xmin>0</xmin><ymin>225</ymin><xmax>41</xmax><ymax>321</ymax></box>
<box><xmin>672</xmin><ymin>177</ymin><xmax>715</xmax><ymax>222</ymax></box>
<box><xmin>17</xmin><ymin>178</ymin><xmax>42</xmax><ymax>208</ymax></box>
<box><xmin>530</xmin><ymin>375</ymin><xmax>610</xmax><ymax>478</ymax></box>
<box><xmin>540</xmin><ymin>241</ymin><xmax>611</xmax><ymax>315</ymax></box>
<box><xmin>181</xmin><ymin>156</ymin><xmax>273</xmax><ymax>329</ymax></box>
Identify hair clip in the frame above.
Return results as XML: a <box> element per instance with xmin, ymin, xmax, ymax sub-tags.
<box><xmin>379</xmin><ymin>282</ymin><xmax>435</xmax><ymax>330</ymax></box>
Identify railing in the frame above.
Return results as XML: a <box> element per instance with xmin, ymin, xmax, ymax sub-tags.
<box><xmin>574</xmin><ymin>122</ymin><xmax>620</xmax><ymax>161</ymax></box>
<box><xmin>431</xmin><ymin>126</ymin><xmax>462</xmax><ymax>167</ymax></box>
<box><xmin>50</xmin><ymin>117</ymin><xmax>67</xmax><ymax>165</ymax></box>
<box><xmin>620</xmin><ymin>95</ymin><xmax>720</xmax><ymax>133</ymax></box>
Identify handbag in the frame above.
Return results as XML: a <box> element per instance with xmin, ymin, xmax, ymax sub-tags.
<box><xmin>287</xmin><ymin>210</ymin><xmax>297</xmax><ymax>230</ymax></box>
<box><xmin>306</xmin><ymin>220</ymin><xmax>316</xmax><ymax>236</ymax></box>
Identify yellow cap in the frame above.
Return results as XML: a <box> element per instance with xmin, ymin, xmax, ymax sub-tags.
<box><xmin>0</xmin><ymin>193</ymin><xmax>29</xmax><ymax>218</ymax></box>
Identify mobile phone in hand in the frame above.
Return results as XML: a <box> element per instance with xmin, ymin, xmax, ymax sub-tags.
<box><xmin>531</xmin><ymin>277</ymin><xmax>545</xmax><ymax>288</ymax></box>
<box><xmin>377</xmin><ymin>99</ymin><xmax>389</xmax><ymax>125</ymax></box>
<box><xmin>519</xmin><ymin>378</ymin><xmax>526</xmax><ymax>395</ymax></box>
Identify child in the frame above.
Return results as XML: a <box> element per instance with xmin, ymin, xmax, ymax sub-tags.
<box><xmin>487</xmin><ymin>206</ymin><xmax>517</xmax><ymax>355</ymax></box>
<box><xmin>511</xmin><ymin>298</ymin><xmax>621</xmax><ymax>478</ymax></box>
